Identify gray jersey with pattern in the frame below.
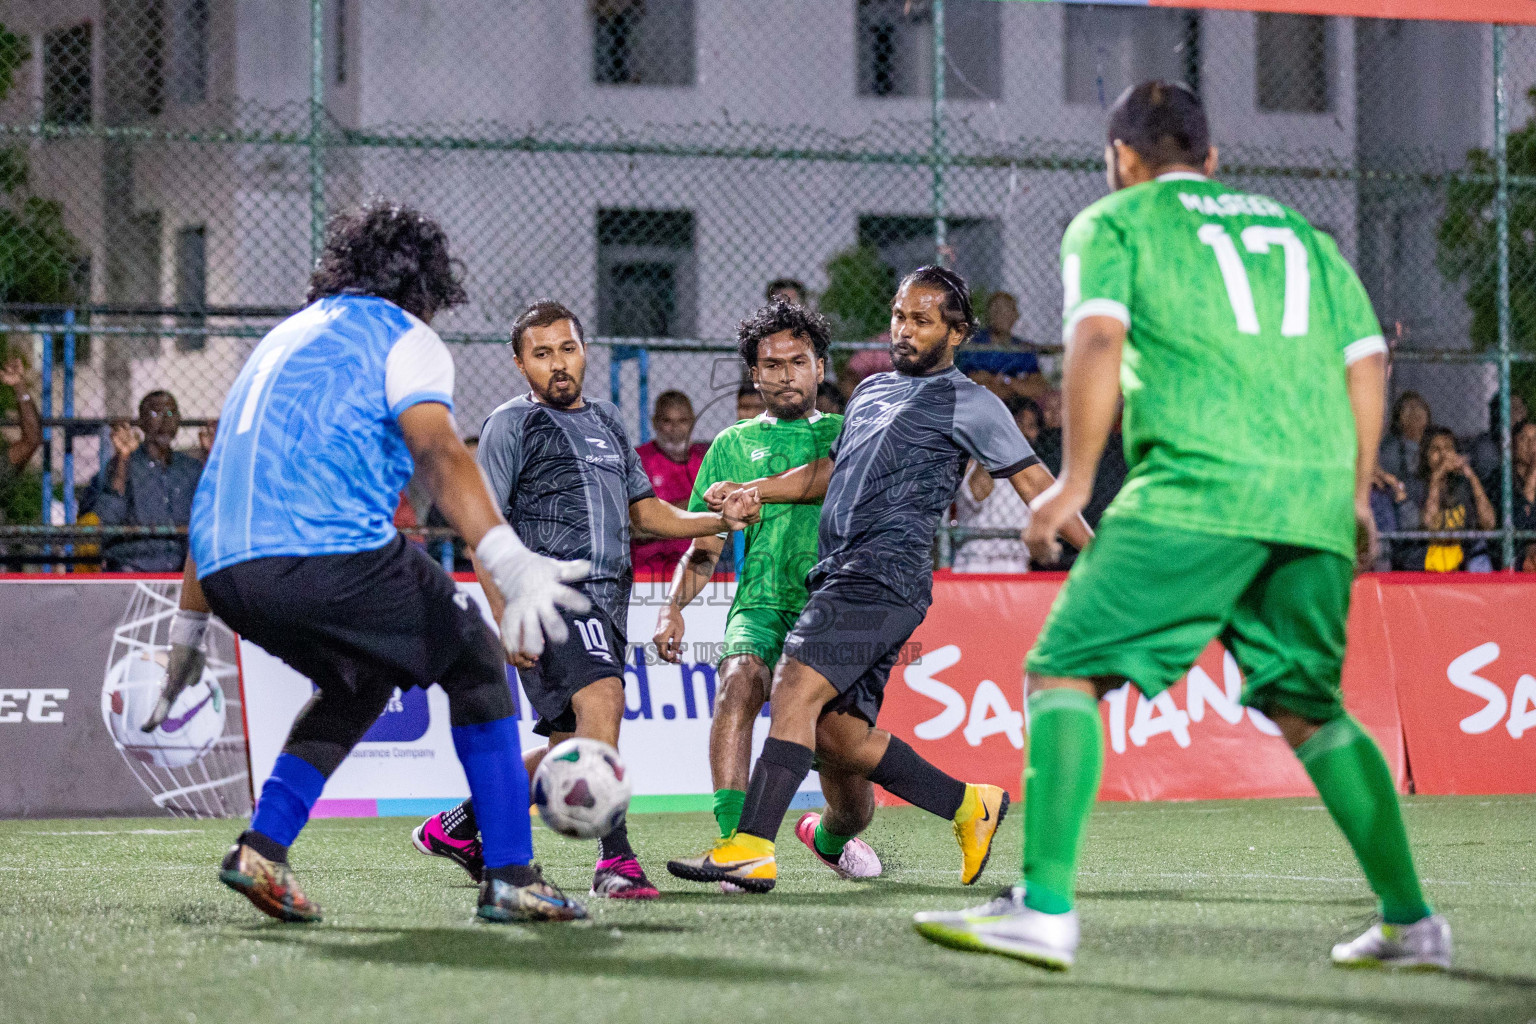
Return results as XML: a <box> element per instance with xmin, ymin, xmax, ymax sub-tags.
<box><xmin>817</xmin><ymin>366</ymin><xmax>1039</xmax><ymax>610</ymax></box>
<box><xmin>477</xmin><ymin>395</ymin><xmax>654</xmax><ymax>624</ymax></box>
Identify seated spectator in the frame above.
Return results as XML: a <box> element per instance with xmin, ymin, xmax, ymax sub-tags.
<box><xmin>0</xmin><ymin>355</ymin><xmax>42</xmax><ymax>525</ymax></box>
<box><xmin>1504</xmin><ymin>420</ymin><xmax>1536</xmax><ymax>539</ymax></box>
<box><xmin>957</xmin><ymin>292</ymin><xmax>1046</xmax><ymax>400</ymax></box>
<box><xmin>632</xmin><ymin>390</ymin><xmax>709</xmax><ymax>576</ymax></box>
<box><xmin>1035</xmin><ymin>389</ymin><xmax>1062</xmax><ymax>474</ymax></box>
<box><xmin>1523</xmin><ymin>542</ymin><xmax>1536</xmax><ymax>573</ymax></box>
<box><xmin>736</xmin><ymin>379</ymin><xmax>767</xmax><ymax>422</ymax></box>
<box><xmin>766</xmin><ymin>277</ymin><xmax>808</xmax><ymax>307</ymax></box>
<box><xmin>1403</xmin><ymin>426</ymin><xmax>1496</xmax><ymax>573</ymax></box>
<box><xmin>951</xmin><ymin>397</ymin><xmax>1042</xmax><ymax>574</ymax></box>
<box><xmin>1379</xmin><ymin>390</ymin><xmax>1430</xmax><ymax>483</ymax></box>
<box><xmin>1369</xmin><ymin>467</ymin><xmax>1411</xmax><ymax>572</ymax></box>
<box><xmin>94</xmin><ymin>390</ymin><xmax>204</xmax><ymax>571</ymax></box>
<box><xmin>1472</xmin><ymin>390</ymin><xmax>1529</xmax><ymax>490</ymax></box>
<box><xmin>815</xmin><ymin>381</ymin><xmax>845</xmax><ymax>416</ymax></box>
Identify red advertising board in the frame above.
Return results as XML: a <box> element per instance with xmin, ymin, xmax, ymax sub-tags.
<box><xmin>878</xmin><ymin>573</ymin><xmax>1407</xmax><ymax>804</ymax></box>
<box><xmin>1373</xmin><ymin>577</ymin><xmax>1536</xmax><ymax>796</ymax></box>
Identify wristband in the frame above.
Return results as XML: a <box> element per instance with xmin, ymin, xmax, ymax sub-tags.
<box><xmin>168</xmin><ymin>608</ymin><xmax>210</xmax><ymax>648</ymax></box>
<box><xmin>475</xmin><ymin>523</ymin><xmax>529</xmax><ymax>565</ymax></box>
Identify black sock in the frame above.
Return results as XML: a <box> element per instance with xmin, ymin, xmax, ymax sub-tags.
<box><xmin>598</xmin><ymin>816</ymin><xmax>635</xmax><ymax>861</ymax></box>
<box><xmin>868</xmin><ymin>736</ymin><xmax>967</xmax><ymax>819</ymax></box>
<box><xmin>738</xmin><ymin>738</ymin><xmax>815</xmax><ymax>842</ymax></box>
<box><xmin>484</xmin><ymin>863</ymin><xmax>541</xmax><ymax>886</ymax></box>
<box><xmin>441</xmin><ymin>798</ymin><xmax>478</xmax><ymax>840</ymax></box>
<box><xmin>238</xmin><ymin>828</ymin><xmax>289</xmax><ymax>864</ymax></box>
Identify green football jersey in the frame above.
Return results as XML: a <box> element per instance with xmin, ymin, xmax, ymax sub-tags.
<box><xmin>1061</xmin><ymin>172</ymin><xmax>1385</xmax><ymax>559</ymax></box>
<box><xmin>688</xmin><ymin>410</ymin><xmax>843</xmax><ymax>612</ymax></box>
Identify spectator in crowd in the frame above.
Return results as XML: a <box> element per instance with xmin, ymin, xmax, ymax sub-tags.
<box><xmin>1403</xmin><ymin>426</ymin><xmax>1496</xmax><ymax>573</ymax></box>
<box><xmin>1369</xmin><ymin>467</ymin><xmax>1411</xmax><ymax>572</ymax></box>
<box><xmin>766</xmin><ymin>278</ymin><xmax>808</xmax><ymax>307</ymax></box>
<box><xmin>736</xmin><ymin>379</ymin><xmax>767</xmax><ymax>422</ymax></box>
<box><xmin>1472</xmin><ymin>390</ymin><xmax>1529</xmax><ymax>490</ymax></box>
<box><xmin>1379</xmin><ymin>390</ymin><xmax>1430</xmax><ymax>482</ymax></box>
<box><xmin>956</xmin><ymin>291</ymin><xmax>1046</xmax><ymax>400</ymax></box>
<box><xmin>844</xmin><ymin>335</ymin><xmax>894</xmax><ymax>396</ymax></box>
<box><xmin>632</xmin><ymin>390</ymin><xmax>709</xmax><ymax>575</ymax></box>
<box><xmin>0</xmin><ymin>355</ymin><xmax>42</xmax><ymax>525</ymax></box>
<box><xmin>951</xmin><ymin>396</ymin><xmax>1043</xmax><ymax>574</ymax></box>
<box><xmin>815</xmin><ymin>381</ymin><xmax>845</xmax><ymax>416</ymax></box>
<box><xmin>1501</xmin><ymin>419</ymin><xmax>1536</xmax><ymax>543</ymax></box>
<box><xmin>94</xmin><ymin>390</ymin><xmax>205</xmax><ymax>571</ymax></box>
<box><xmin>1035</xmin><ymin>389</ymin><xmax>1063</xmax><ymax>474</ymax></box>
<box><xmin>1523</xmin><ymin>542</ymin><xmax>1536</xmax><ymax>573</ymax></box>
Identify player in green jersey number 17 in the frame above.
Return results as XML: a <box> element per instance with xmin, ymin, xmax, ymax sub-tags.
<box><xmin>654</xmin><ymin>302</ymin><xmax>884</xmax><ymax>887</ymax></box>
<box><xmin>914</xmin><ymin>82</ymin><xmax>1448</xmax><ymax>972</ymax></box>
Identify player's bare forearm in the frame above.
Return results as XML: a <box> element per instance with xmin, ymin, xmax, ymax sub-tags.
<box><xmin>177</xmin><ymin>556</ymin><xmax>210</xmax><ymax>614</ymax></box>
<box><xmin>1009</xmin><ymin>463</ymin><xmax>1093</xmax><ymax>551</ymax></box>
<box><xmin>1060</xmin><ymin>316</ymin><xmax>1125</xmax><ymax>497</ymax></box>
<box><xmin>399</xmin><ymin>402</ymin><xmax>504</xmax><ymax>550</ymax></box>
<box><xmin>1346</xmin><ymin>354</ymin><xmax>1387</xmax><ymax>506</ymax></box>
<box><xmin>630</xmin><ymin>496</ymin><xmax>733</xmax><ymax>539</ymax></box>
<box><xmin>747</xmin><ymin>458</ymin><xmax>833</xmax><ymax>505</ymax></box>
<box><xmin>667</xmin><ymin>534</ymin><xmax>724</xmax><ymax>610</ymax></box>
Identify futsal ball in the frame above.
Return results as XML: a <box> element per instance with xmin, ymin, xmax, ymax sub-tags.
<box><xmin>532</xmin><ymin>738</ymin><xmax>631</xmax><ymax>840</ymax></box>
<box><xmin>101</xmin><ymin>649</ymin><xmax>226</xmax><ymax>768</ymax></box>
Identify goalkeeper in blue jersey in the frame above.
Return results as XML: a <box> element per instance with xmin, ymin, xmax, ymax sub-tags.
<box><xmin>146</xmin><ymin>201</ymin><xmax>592</xmax><ymax>925</ymax></box>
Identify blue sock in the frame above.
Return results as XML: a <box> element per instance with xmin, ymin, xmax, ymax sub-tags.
<box><xmin>250</xmin><ymin>752</ymin><xmax>327</xmax><ymax>848</ymax></box>
<box><xmin>451</xmin><ymin>716</ymin><xmax>534</xmax><ymax>870</ymax></box>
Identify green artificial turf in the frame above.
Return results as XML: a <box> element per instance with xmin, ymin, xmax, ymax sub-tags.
<box><xmin>1</xmin><ymin>797</ymin><xmax>1533</xmax><ymax>1024</ymax></box>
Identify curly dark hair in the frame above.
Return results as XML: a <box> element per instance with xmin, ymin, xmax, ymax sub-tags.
<box><xmin>736</xmin><ymin>300</ymin><xmax>832</xmax><ymax>368</ymax></box>
<box><xmin>306</xmin><ymin>199</ymin><xmax>467</xmax><ymax>322</ymax></box>
<box><xmin>897</xmin><ymin>265</ymin><xmax>976</xmax><ymax>338</ymax></box>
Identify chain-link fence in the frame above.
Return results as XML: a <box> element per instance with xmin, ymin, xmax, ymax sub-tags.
<box><xmin>1</xmin><ymin>1</ymin><xmax>1533</xmax><ymax>570</ymax></box>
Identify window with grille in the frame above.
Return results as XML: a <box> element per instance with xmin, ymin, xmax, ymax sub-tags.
<box><xmin>1064</xmin><ymin>5</ymin><xmax>1199</xmax><ymax>107</ymax></box>
<box><xmin>856</xmin><ymin>0</ymin><xmax>1000</xmax><ymax>100</ymax></box>
<box><xmin>597</xmin><ymin>209</ymin><xmax>696</xmax><ymax>338</ymax></box>
<box><xmin>43</xmin><ymin>24</ymin><xmax>93</xmax><ymax>126</ymax></box>
<box><xmin>1256</xmin><ymin>14</ymin><xmax>1330</xmax><ymax>114</ymax></box>
<box><xmin>591</xmin><ymin>0</ymin><xmax>695</xmax><ymax>87</ymax></box>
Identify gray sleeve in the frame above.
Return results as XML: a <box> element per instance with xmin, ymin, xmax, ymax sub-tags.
<box><xmin>952</xmin><ymin>384</ymin><xmax>1041</xmax><ymax>478</ymax></box>
<box><xmin>596</xmin><ymin>401</ymin><xmax>655</xmax><ymax>503</ymax></box>
<box><xmin>475</xmin><ymin>406</ymin><xmax>525</xmax><ymax>514</ymax></box>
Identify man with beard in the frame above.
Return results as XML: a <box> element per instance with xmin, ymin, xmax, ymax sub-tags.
<box><xmin>96</xmin><ymin>390</ymin><xmax>205</xmax><ymax>571</ymax></box>
<box><xmin>631</xmin><ymin>390</ymin><xmax>708</xmax><ymax>576</ymax></box>
<box><xmin>654</xmin><ymin>301</ymin><xmax>881</xmax><ymax>888</ymax></box>
<box><xmin>413</xmin><ymin>300</ymin><xmax>760</xmax><ymax>900</ymax></box>
<box><xmin>668</xmin><ymin>268</ymin><xmax>1093</xmax><ymax>894</ymax></box>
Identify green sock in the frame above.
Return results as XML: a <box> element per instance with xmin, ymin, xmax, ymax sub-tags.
<box><xmin>713</xmin><ymin>788</ymin><xmax>746</xmax><ymax>839</ymax></box>
<box><xmin>1296</xmin><ymin>716</ymin><xmax>1432</xmax><ymax>925</ymax></box>
<box><xmin>1021</xmin><ymin>687</ymin><xmax>1104</xmax><ymax>916</ymax></box>
<box><xmin>813</xmin><ymin>821</ymin><xmax>852</xmax><ymax>859</ymax></box>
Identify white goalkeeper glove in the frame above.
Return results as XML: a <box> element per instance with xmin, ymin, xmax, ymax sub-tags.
<box><xmin>142</xmin><ymin>609</ymin><xmax>210</xmax><ymax>732</ymax></box>
<box><xmin>476</xmin><ymin>524</ymin><xmax>591</xmax><ymax>660</ymax></box>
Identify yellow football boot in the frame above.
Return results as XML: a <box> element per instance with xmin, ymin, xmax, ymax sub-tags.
<box><xmin>666</xmin><ymin>833</ymin><xmax>777</xmax><ymax>893</ymax></box>
<box><xmin>952</xmin><ymin>783</ymin><xmax>1009</xmax><ymax>885</ymax></box>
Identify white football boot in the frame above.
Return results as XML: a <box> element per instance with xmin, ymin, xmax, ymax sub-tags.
<box><xmin>913</xmin><ymin>886</ymin><xmax>1078</xmax><ymax>971</ymax></box>
<box><xmin>1332</xmin><ymin>915</ymin><xmax>1451</xmax><ymax>970</ymax></box>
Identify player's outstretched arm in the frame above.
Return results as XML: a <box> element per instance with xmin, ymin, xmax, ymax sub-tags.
<box><xmin>654</xmin><ymin>534</ymin><xmax>726</xmax><ymax>664</ymax></box>
<box><xmin>1346</xmin><ymin>353</ymin><xmax>1387</xmax><ymax>571</ymax></box>
<box><xmin>703</xmin><ymin>456</ymin><xmax>832</xmax><ymax>509</ymax></box>
<box><xmin>142</xmin><ymin>556</ymin><xmax>212</xmax><ymax>732</ymax></box>
<box><xmin>399</xmin><ymin>402</ymin><xmax>590</xmax><ymax>660</ymax></box>
<box><xmin>630</xmin><ymin>490</ymin><xmax>760</xmax><ymax>539</ymax></box>
<box><xmin>1024</xmin><ymin>315</ymin><xmax>1123</xmax><ymax>565</ymax></box>
<box><xmin>1008</xmin><ymin>462</ymin><xmax>1094</xmax><ymax>557</ymax></box>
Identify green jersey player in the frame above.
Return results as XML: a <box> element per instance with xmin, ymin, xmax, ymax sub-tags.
<box><xmin>915</xmin><ymin>82</ymin><xmax>1447</xmax><ymax>971</ymax></box>
<box><xmin>654</xmin><ymin>302</ymin><xmax>882</xmax><ymax>882</ymax></box>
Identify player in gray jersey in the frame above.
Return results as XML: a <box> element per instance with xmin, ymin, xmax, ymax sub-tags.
<box><xmin>669</xmin><ymin>267</ymin><xmax>1094</xmax><ymax>894</ymax></box>
<box><xmin>414</xmin><ymin>301</ymin><xmax>760</xmax><ymax>900</ymax></box>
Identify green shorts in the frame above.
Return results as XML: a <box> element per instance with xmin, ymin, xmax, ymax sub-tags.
<box><xmin>1025</xmin><ymin>515</ymin><xmax>1353</xmax><ymax>722</ymax></box>
<box><xmin>720</xmin><ymin>605</ymin><xmax>801</xmax><ymax>668</ymax></box>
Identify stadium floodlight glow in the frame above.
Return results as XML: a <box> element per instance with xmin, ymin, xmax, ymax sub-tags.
<box><xmin>100</xmin><ymin>581</ymin><xmax>252</xmax><ymax>819</ymax></box>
